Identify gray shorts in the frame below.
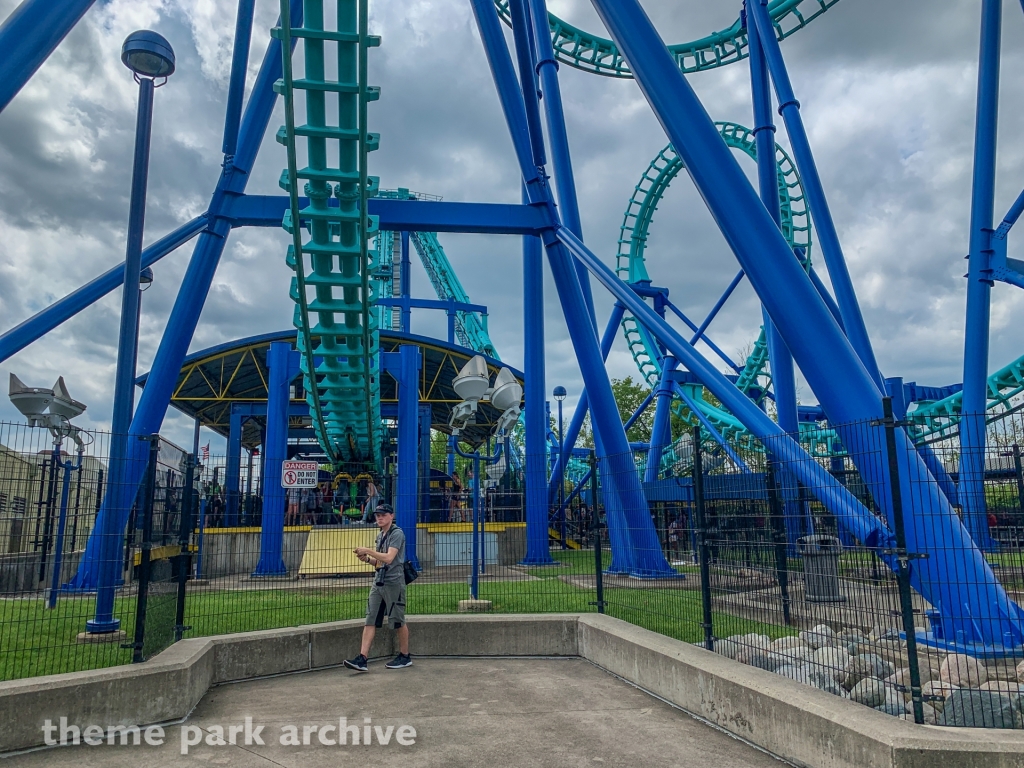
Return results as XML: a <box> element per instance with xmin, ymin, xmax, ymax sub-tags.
<box><xmin>366</xmin><ymin>581</ymin><xmax>406</xmax><ymax>628</ymax></box>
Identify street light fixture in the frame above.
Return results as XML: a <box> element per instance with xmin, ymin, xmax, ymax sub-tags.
<box><xmin>88</xmin><ymin>30</ymin><xmax>175</xmax><ymax>635</ymax></box>
<box><xmin>121</xmin><ymin>30</ymin><xmax>176</xmax><ymax>80</ymax></box>
<box><xmin>553</xmin><ymin>386</ymin><xmax>567</xmax><ymax>549</ymax></box>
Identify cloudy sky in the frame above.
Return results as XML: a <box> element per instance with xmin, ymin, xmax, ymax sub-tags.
<box><xmin>1</xmin><ymin>0</ymin><xmax>1023</xmax><ymax>453</ymax></box>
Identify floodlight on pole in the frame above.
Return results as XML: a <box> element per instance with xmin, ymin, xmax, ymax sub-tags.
<box><xmin>8</xmin><ymin>373</ymin><xmax>89</xmax><ymax>610</ymax></box>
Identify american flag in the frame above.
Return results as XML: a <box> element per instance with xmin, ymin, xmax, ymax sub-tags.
<box><xmin>201</xmin><ymin>443</ymin><xmax>210</xmax><ymax>462</ymax></box>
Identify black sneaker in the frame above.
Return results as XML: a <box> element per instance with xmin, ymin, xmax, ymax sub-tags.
<box><xmin>344</xmin><ymin>654</ymin><xmax>368</xmax><ymax>672</ymax></box>
<box><xmin>385</xmin><ymin>653</ymin><xmax>412</xmax><ymax>669</ymax></box>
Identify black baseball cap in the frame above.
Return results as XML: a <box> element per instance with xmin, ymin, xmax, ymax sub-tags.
<box><xmin>374</xmin><ymin>504</ymin><xmax>394</xmax><ymax>516</ymax></box>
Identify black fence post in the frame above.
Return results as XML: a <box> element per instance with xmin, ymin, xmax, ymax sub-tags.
<box><xmin>693</xmin><ymin>426</ymin><xmax>714</xmax><ymax>651</ymax></box>
<box><xmin>174</xmin><ymin>453</ymin><xmax>196</xmax><ymax>642</ymax></box>
<box><xmin>879</xmin><ymin>397</ymin><xmax>925</xmax><ymax>725</ymax></box>
<box><xmin>131</xmin><ymin>436</ymin><xmax>160</xmax><ymax>664</ymax></box>
<box><xmin>1013</xmin><ymin>443</ymin><xmax>1024</xmax><ymax>515</ymax></box>
<box><xmin>590</xmin><ymin>450</ymin><xmax>605</xmax><ymax>614</ymax></box>
<box><xmin>37</xmin><ymin>457</ymin><xmax>59</xmax><ymax>582</ymax></box>
<box><xmin>765</xmin><ymin>458</ymin><xmax>792</xmax><ymax>626</ymax></box>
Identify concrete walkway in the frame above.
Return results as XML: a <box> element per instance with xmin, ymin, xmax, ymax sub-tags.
<box><xmin>5</xmin><ymin>658</ymin><xmax>788</xmax><ymax>767</ymax></box>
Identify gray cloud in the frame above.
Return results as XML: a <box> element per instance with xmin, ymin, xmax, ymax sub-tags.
<box><xmin>1</xmin><ymin>0</ymin><xmax>1022</xmax><ymax>452</ymax></box>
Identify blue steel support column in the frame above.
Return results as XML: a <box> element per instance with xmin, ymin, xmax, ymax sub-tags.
<box><xmin>396</xmin><ymin>345</ymin><xmax>422</xmax><ymax>568</ymax></box>
<box><xmin>522</xmin><ymin>196</ymin><xmax>555</xmax><ymax>564</ymax></box>
<box><xmin>222</xmin><ymin>0</ymin><xmax>257</xmax><ymax>157</ymax></box>
<box><xmin>253</xmin><ymin>342</ymin><xmax>298</xmax><ymax>576</ymax></box>
<box><xmin>507</xmin><ymin>0</ymin><xmax>546</xmax><ymax>168</ymax></box>
<box><xmin>960</xmin><ymin>0</ymin><xmax>1002</xmax><ymax>552</ymax></box>
<box><xmin>400</xmin><ymin>231</ymin><xmax>412</xmax><ymax>333</ymax></box>
<box><xmin>748</xmin><ymin>0</ymin><xmax>882</xmax><ymax>391</ymax></box>
<box><xmin>0</xmin><ymin>0</ymin><xmax>97</xmax><ymax>113</ymax></box>
<box><xmin>748</xmin><ymin>5</ymin><xmax>798</xmax><ymax>438</ymax></box>
<box><xmin>470</xmin><ymin>0</ymin><xmax>672</xmax><ymax>576</ymax></box>
<box><xmin>225</xmin><ymin>405</ymin><xmax>244</xmax><ymax>526</ymax></box>
<box><xmin>71</xmin><ymin>4</ymin><xmax>303</xmax><ymax>597</ymax></box>
<box><xmin>644</xmin><ymin>357</ymin><xmax>676</xmax><ymax>484</ymax></box>
<box><xmin>418</xmin><ymin>404</ymin><xmax>432</xmax><ymax>522</ymax></box>
<box><xmin>548</xmin><ymin>302</ymin><xmax>625</xmax><ymax>501</ymax></box>
<box><xmin>885</xmin><ymin>377</ymin><xmax>959</xmax><ymax>508</ymax></box>
<box><xmin>750</xmin><ymin>12</ymin><xmax>804</xmax><ymax>547</ymax></box>
<box><xmin>526</xmin><ymin>0</ymin><xmax>596</xmax><ymax>319</ymax></box>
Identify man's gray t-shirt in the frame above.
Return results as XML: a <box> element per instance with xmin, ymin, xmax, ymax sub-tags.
<box><xmin>375</xmin><ymin>525</ymin><xmax>406</xmax><ymax>585</ymax></box>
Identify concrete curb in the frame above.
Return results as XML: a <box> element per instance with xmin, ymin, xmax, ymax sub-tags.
<box><xmin>2</xmin><ymin>613</ymin><xmax>1023</xmax><ymax>766</ymax></box>
<box><xmin>577</xmin><ymin>614</ymin><xmax>1024</xmax><ymax>768</ymax></box>
<box><xmin>0</xmin><ymin>614</ymin><xmax>578</xmax><ymax>754</ymax></box>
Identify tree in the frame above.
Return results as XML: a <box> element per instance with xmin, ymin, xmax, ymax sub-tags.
<box><xmin>610</xmin><ymin>376</ymin><xmax>654</xmax><ymax>444</ymax></box>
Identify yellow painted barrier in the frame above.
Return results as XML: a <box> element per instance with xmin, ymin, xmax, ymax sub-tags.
<box><xmin>132</xmin><ymin>543</ymin><xmax>195</xmax><ymax>567</ymax></box>
<box><xmin>418</xmin><ymin>522</ymin><xmax>525</xmax><ymax>534</ymax></box>
<box><xmin>298</xmin><ymin>526</ymin><xmax>379</xmax><ymax>577</ymax></box>
<box><xmin>549</xmin><ymin>528</ymin><xmax>581</xmax><ymax>550</ymax></box>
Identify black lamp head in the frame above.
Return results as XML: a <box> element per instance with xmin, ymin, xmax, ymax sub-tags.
<box><xmin>121</xmin><ymin>30</ymin><xmax>175</xmax><ymax>79</ymax></box>
<box><xmin>553</xmin><ymin>385</ymin><xmax>567</xmax><ymax>402</ymax></box>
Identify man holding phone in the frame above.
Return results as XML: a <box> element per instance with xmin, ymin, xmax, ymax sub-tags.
<box><xmin>344</xmin><ymin>504</ymin><xmax>412</xmax><ymax>671</ymax></box>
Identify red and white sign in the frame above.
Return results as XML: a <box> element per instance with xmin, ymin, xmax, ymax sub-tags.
<box><xmin>281</xmin><ymin>460</ymin><xmax>319</xmax><ymax>488</ymax></box>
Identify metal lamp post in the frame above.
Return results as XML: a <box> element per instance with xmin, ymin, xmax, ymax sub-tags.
<box><xmin>553</xmin><ymin>385</ymin><xmax>566</xmax><ymax>548</ymax></box>
<box><xmin>87</xmin><ymin>31</ymin><xmax>175</xmax><ymax>634</ymax></box>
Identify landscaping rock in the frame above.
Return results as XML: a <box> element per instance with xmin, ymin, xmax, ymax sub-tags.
<box><xmin>810</xmin><ymin>646</ymin><xmax>851</xmax><ymax>677</ymax></box>
<box><xmin>981</xmin><ymin>680</ymin><xmax>1023</xmax><ymax>696</ymax></box>
<box><xmin>807</xmin><ymin>669</ymin><xmax>845</xmax><ymax>696</ymax></box>
<box><xmin>740</xmin><ymin>649</ymin><xmax>784</xmax><ymax>672</ymax></box>
<box><xmin>940</xmin><ymin>653</ymin><xmax>988</xmax><ymax>688</ymax></box>
<box><xmin>714</xmin><ymin>639</ymin><xmax>741</xmax><ymax>660</ymax></box>
<box><xmin>850</xmin><ymin>677</ymin><xmax>888</xmax><ymax>707</ymax></box>
<box><xmin>771</xmin><ymin>636</ymin><xmax>809</xmax><ymax>653</ymax></box>
<box><xmin>843</xmin><ymin>654</ymin><xmax>892</xmax><ymax>690</ymax></box>
<box><xmin>1015</xmin><ymin>659</ymin><xmax>1024</xmax><ymax>684</ymax></box>
<box><xmin>837</xmin><ymin>629</ymin><xmax>867</xmax><ymax>645</ymax></box>
<box><xmin>898</xmin><ymin>702</ymin><xmax>941</xmax><ymax>725</ymax></box>
<box><xmin>800</xmin><ymin>624</ymin><xmax>837</xmax><ymax>650</ymax></box>
<box><xmin>728</xmin><ymin>633</ymin><xmax>772</xmax><ymax>651</ymax></box>
<box><xmin>777</xmin><ymin>646</ymin><xmax>813</xmax><ymax>664</ymax></box>
<box><xmin>938</xmin><ymin>689</ymin><xmax>1023</xmax><ymax>729</ymax></box>
<box><xmin>921</xmin><ymin>681</ymin><xmax>958</xmax><ymax>712</ymax></box>
<box><xmin>776</xmin><ymin>665</ymin><xmax>811</xmax><ymax>685</ymax></box>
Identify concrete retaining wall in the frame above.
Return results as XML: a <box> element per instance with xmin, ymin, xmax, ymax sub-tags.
<box><xmin>199</xmin><ymin>525</ymin><xmax>525</xmax><ymax>576</ymax></box>
<box><xmin>2</xmin><ymin>613</ymin><xmax>1023</xmax><ymax>766</ymax></box>
<box><xmin>197</xmin><ymin>530</ymin><xmax>309</xmax><ymax>578</ymax></box>
<box><xmin>0</xmin><ymin>549</ymin><xmax>84</xmax><ymax>594</ymax></box>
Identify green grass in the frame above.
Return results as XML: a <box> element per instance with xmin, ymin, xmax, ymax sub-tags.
<box><xmin>1</xmin><ymin>572</ymin><xmax>788</xmax><ymax>681</ymax></box>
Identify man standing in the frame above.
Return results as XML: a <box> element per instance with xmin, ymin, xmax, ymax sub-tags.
<box><xmin>344</xmin><ymin>504</ymin><xmax>412</xmax><ymax>671</ymax></box>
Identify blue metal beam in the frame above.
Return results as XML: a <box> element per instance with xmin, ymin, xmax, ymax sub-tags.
<box><xmin>0</xmin><ymin>215</ymin><xmax>207</xmax><ymax>364</ymax></box>
<box><xmin>960</xmin><ymin>0</ymin><xmax>1002</xmax><ymax>552</ymax></box>
<box><xmin>748</xmin><ymin>0</ymin><xmax>882</xmax><ymax>390</ymax></box>
<box><xmin>470</xmin><ymin>0</ymin><xmax>672</xmax><ymax>576</ymax></box>
<box><xmin>748</xmin><ymin>2</ymin><xmax>799</xmax><ymax>442</ymax></box>
<box><xmin>222</xmin><ymin>0</ymin><xmax>257</xmax><ymax>157</ymax></box>
<box><xmin>522</xmin><ymin>187</ymin><xmax>554</xmax><ymax>564</ymax></box>
<box><xmin>0</xmin><ymin>0</ymin><xmax>97</xmax><ymax>114</ymax></box>
<box><xmin>547</xmin><ymin>302</ymin><xmax>625</xmax><ymax>501</ymax></box>
<box><xmin>252</xmin><ymin>342</ymin><xmax>299</xmax><ymax>576</ymax></box>
<box><xmin>527</xmin><ymin>0</ymin><xmax>596</xmax><ymax>320</ymax></box>
<box><xmin>644</xmin><ymin>358</ymin><xmax>676</xmax><ymax>483</ymax></box>
<box><xmin>219</xmin><ymin>194</ymin><xmax>548</xmax><ymax>234</ymax></box>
